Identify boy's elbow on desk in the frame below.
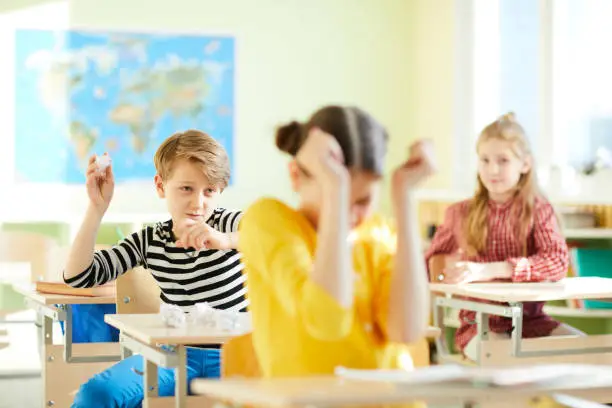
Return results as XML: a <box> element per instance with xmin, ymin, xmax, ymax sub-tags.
<box><xmin>63</xmin><ymin>264</ymin><xmax>97</xmax><ymax>288</ymax></box>
<box><xmin>63</xmin><ymin>269</ymin><xmax>82</xmax><ymax>286</ymax></box>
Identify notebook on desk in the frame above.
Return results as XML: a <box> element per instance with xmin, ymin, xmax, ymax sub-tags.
<box><xmin>34</xmin><ymin>281</ymin><xmax>116</xmax><ymax>297</ymax></box>
<box><xmin>335</xmin><ymin>364</ymin><xmax>612</xmax><ymax>388</ymax></box>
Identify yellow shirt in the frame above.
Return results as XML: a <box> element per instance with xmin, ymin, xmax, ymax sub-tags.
<box><xmin>238</xmin><ymin>197</ymin><xmax>413</xmax><ymax>378</ymax></box>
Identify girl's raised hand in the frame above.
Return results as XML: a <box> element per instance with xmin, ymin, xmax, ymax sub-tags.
<box><xmin>295</xmin><ymin>128</ymin><xmax>349</xmax><ymax>186</ymax></box>
<box><xmin>392</xmin><ymin>140</ymin><xmax>436</xmax><ymax>195</ymax></box>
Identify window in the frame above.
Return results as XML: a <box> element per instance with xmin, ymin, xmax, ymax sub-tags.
<box><xmin>471</xmin><ymin>0</ymin><xmax>545</xmax><ymax>156</ymax></box>
<box><xmin>552</xmin><ymin>0</ymin><xmax>612</xmax><ymax>170</ymax></box>
<box><xmin>455</xmin><ymin>0</ymin><xmax>544</xmax><ymax>193</ymax></box>
<box><xmin>464</xmin><ymin>0</ymin><xmax>612</xmax><ymax>199</ymax></box>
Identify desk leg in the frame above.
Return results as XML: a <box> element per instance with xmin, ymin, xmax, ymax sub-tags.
<box><xmin>476</xmin><ymin>311</ymin><xmax>490</xmax><ymax>366</ymax></box>
<box><xmin>42</xmin><ymin>315</ymin><xmax>53</xmax><ymax>346</ymax></box>
<box><xmin>144</xmin><ymin>360</ymin><xmax>159</xmax><ymax>396</ymax></box>
<box><xmin>41</xmin><ymin>315</ymin><xmax>53</xmax><ymax>407</ymax></box>
<box><xmin>63</xmin><ymin>305</ymin><xmax>73</xmax><ymax>362</ymax></box>
<box><xmin>433</xmin><ymin>295</ymin><xmax>451</xmax><ymax>362</ymax></box>
<box><xmin>143</xmin><ymin>359</ymin><xmax>159</xmax><ymax>408</ymax></box>
<box><xmin>35</xmin><ymin>311</ymin><xmax>44</xmax><ymax>357</ymax></box>
<box><xmin>510</xmin><ymin>302</ymin><xmax>524</xmax><ymax>358</ymax></box>
<box><xmin>174</xmin><ymin>345</ymin><xmax>187</xmax><ymax>408</ymax></box>
<box><xmin>121</xmin><ymin>346</ymin><xmax>133</xmax><ymax>359</ymax></box>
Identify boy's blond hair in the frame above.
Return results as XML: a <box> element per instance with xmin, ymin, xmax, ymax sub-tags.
<box><xmin>153</xmin><ymin>130</ymin><xmax>231</xmax><ymax>190</ymax></box>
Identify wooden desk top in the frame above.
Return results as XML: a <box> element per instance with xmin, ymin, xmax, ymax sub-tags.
<box><xmin>429</xmin><ymin>277</ymin><xmax>612</xmax><ymax>302</ymax></box>
<box><xmin>104</xmin><ymin>313</ymin><xmax>248</xmax><ymax>346</ymax></box>
<box><xmin>12</xmin><ymin>284</ymin><xmax>116</xmax><ymax>305</ymax></box>
<box><xmin>192</xmin><ymin>367</ymin><xmax>612</xmax><ymax>407</ymax></box>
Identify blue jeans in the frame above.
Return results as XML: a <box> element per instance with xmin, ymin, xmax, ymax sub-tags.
<box><xmin>59</xmin><ymin>304</ymin><xmax>119</xmax><ymax>343</ymax></box>
<box><xmin>71</xmin><ymin>348</ymin><xmax>220</xmax><ymax>408</ymax></box>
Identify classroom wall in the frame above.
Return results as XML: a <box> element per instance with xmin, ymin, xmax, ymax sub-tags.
<box><xmin>0</xmin><ymin>0</ymin><xmax>55</xmax><ymax>13</ymax></box>
<box><xmin>0</xmin><ymin>0</ymin><xmax>460</xmax><ymax>220</ymax></box>
<box><xmin>410</xmin><ymin>0</ymin><xmax>458</xmax><ymax>194</ymax></box>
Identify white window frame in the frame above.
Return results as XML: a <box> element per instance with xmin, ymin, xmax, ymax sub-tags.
<box><xmin>454</xmin><ymin>0</ymin><xmax>557</xmax><ymax>193</ymax></box>
<box><xmin>452</xmin><ymin>0</ymin><xmax>503</xmax><ymax>194</ymax></box>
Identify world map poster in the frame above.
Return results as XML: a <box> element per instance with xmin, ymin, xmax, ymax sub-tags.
<box><xmin>14</xmin><ymin>29</ymin><xmax>235</xmax><ymax>183</ymax></box>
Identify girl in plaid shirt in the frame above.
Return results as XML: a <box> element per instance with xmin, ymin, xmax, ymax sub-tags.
<box><xmin>425</xmin><ymin>112</ymin><xmax>583</xmax><ymax>361</ymax></box>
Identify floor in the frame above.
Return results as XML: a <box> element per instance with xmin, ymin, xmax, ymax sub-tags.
<box><xmin>0</xmin><ymin>309</ymin><xmax>63</xmax><ymax>408</ymax></box>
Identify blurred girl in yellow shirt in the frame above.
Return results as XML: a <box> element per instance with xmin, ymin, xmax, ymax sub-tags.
<box><xmin>239</xmin><ymin>105</ymin><xmax>434</xmax><ymax>379</ymax></box>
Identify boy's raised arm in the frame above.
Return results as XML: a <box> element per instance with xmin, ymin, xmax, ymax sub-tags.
<box><xmin>64</xmin><ymin>154</ymin><xmax>114</xmax><ymax>281</ymax></box>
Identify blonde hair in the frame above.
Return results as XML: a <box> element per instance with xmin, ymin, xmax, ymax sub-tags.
<box><xmin>464</xmin><ymin>112</ymin><xmax>539</xmax><ymax>256</ymax></box>
<box><xmin>153</xmin><ymin>129</ymin><xmax>231</xmax><ymax>189</ymax></box>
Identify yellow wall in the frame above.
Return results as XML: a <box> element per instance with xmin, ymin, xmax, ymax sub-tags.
<box><xmin>411</xmin><ymin>0</ymin><xmax>457</xmax><ymax>193</ymax></box>
<box><xmin>0</xmin><ymin>0</ymin><xmax>55</xmax><ymax>13</ymax></box>
<box><xmin>1</xmin><ymin>0</ymin><xmax>459</xmax><ymax>218</ymax></box>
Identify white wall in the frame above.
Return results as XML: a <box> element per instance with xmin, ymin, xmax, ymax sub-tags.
<box><xmin>0</xmin><ymin>0</ymin><xmax>420</xmax><ymax>222</ymax></box>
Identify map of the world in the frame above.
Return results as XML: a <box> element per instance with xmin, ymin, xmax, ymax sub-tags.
<box><xmin>14</xmin><ymin>29</ymin><xmax>235</xmax><ymax>183</ymax></box>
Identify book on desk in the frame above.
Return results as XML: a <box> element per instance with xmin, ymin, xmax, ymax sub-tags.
<box><xmin>34</xmin><ymin>281</ymin><xmax>116</xmax><ymax>297</ymax></box>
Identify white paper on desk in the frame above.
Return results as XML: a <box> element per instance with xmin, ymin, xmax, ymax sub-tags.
<box><xmin>475</xmin><ymin>364</ymin><xmax>611</xmax><ymax>387</ymax></box>
<box><xmin>335</xmin><ymin>364</ymin><xmax>611</xmax><ymax>387</ymax></box>
<box><xmin>160</xmin><ymin>302</ymin><xmax>251</xmax><ymax>331</ymax></box>
<box><xmin>335</xmin><ymin>365</ymin><xmax>467</xmax><ymax>384</ymax></box>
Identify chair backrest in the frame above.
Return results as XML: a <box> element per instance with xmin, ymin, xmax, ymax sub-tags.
<box><xmin>221</xmin><ymin>332</ymin><xmax>261</xmax><ymax>378</ymax></box>
<box><xmin>0</xmin><ymin>231</ymin><xmax>60</xmax><ymax>283</ymax></box>
<box><xmin>571</xmin><ymin>248</ymin><xmax>612</xmax><ymax>309</ymax></box>
<box><xmin>428</xmin><ymin>254</ymin><xmax>446</xmax><ymax>282</ymax></box>
<box><xmin>572</xmin><ymin>248</ymin><xmax>612</xmax><ymax>278</ymax></box>
<box><xmin>115</xmin><ymin>266</ymin><xmax>160</xmax><ymax>314</ymax></box>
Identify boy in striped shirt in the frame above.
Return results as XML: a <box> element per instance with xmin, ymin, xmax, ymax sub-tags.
<box><xmin>64</xmin><ymin>130</ymin><xmax>246</xmax><ymax>408</ymax></box>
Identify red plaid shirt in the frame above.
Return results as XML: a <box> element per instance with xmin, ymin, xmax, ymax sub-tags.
<box><xmin>425</xmin><ymin>196</ymin><xmax>569</xmax><ymax>352</ymax></box>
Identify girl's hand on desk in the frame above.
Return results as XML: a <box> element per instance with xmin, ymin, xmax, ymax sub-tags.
<box><xmin>439</xmin><ymin>259</ymin><xmax>513</xmax><ymax>284</ymax></box>
<box><xmin>86</xmin><ymin>153</ymin><xmax>114</xmax><ymax>215</ymax></box>
<box><xmin>439</xmin><ymin>250</ymin><xmax>473</xmax><ymax>283</ymax></box>
<box><xmin>441</xmin><ymin>262</ymin><xmax>481</xmax><ymax>284</ymax></box>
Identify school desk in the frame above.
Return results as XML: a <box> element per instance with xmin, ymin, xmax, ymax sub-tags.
<box><xmin>191</xmin><ymin>364</ymin><xmax>612</xmax><ymax>408</ymax></box>
<box><xmin>429</xmin><ymin>277</ymin><xmax>612</xmax><ymax>375</ymax></box>
<box><xmin>13</xmin><ymin>284</ymin><xmax>121</xmax><ymax>408</ymax></box>
<box><xmin>104</xmin><ymin>313</ymin><xmax>250</xmax><ymax>408</ymax></box>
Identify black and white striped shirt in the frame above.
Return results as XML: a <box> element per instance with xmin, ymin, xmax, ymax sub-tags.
<box><xmin>64</xmin><ymin>208</ymin><xmax>248</xmax><ymax>312</ymax></box>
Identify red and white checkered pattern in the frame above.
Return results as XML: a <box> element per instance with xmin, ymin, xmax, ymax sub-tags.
<box><xmin>425</xmin><ymin>197</ymin><xmax>569</xmax><ymax>352</ymax></box>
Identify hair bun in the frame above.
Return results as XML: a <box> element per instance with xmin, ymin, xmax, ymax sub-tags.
<box><xmin>275</xmin><ymin>121</ymin><xmax>303</xmax><ymax>156</ymax></box>
<box><xmin>499</xmin><ymin>112</ymin><xmax>517</xmax><ymax>122</ymax></box>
